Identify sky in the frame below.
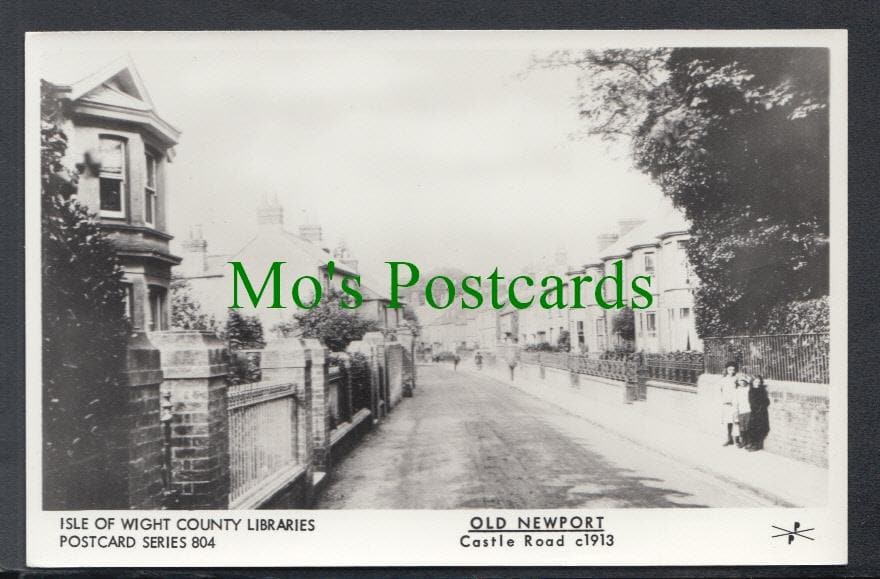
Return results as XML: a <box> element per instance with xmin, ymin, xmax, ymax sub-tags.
<box><xmin>39</xmin><ymin>34</ymin><xmax>668</xmax><ymax>283</ymax></box>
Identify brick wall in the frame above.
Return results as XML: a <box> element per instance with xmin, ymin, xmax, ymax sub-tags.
<box><xmin>681</xmin><ymin>375</ymin><xmax>828</xmax><ymax>468</ymax></box>
<box><xmin>503</xmin><ymin>361</ymin><xmax>829</xmax><ymax>468</ymax></box>
<box><xmin>112</xmin><ymin>332</ymin><xmax>166</xmax><ymax>509</ymax></box>
<box><xmin>151</xmin><ymin>331</ymin><xmax>230</xmax><ymax>508</ymax></box>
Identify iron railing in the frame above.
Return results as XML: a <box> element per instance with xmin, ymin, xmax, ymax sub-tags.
<box><xmin>704</xmin><ymin>333</ymin><xmax>829</xmax><ymax>384</ymax></box>
<box><xmin>643</xmin><ymin>352</ymin><xmax>704</xmax><ymax>386</ymax></box>
<box><xmin>227</xmin><ymin>378</ymin><xmax>299</xmax><ymax>505</ymax></box>
<box><xmin>569</xmin><ymin>354</ymin><xmax>632</xmax><ymax>383</ymax></box>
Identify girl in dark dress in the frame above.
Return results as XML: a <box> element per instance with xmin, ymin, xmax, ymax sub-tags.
<box><xmin>747</xmin><ymin>375</ymin><xmax>771</xmax><ymax>451</ymax></box>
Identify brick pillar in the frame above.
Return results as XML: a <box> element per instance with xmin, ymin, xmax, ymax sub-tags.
<box><xmin>151</xmin><ymin>330</ymin><xmax>229</xmax><ymax>509</ymax></box>
<box><xmin>109</xmin><ymin>331</ymin><xmax>166</xmax><ymax>508</ymax></box>
<box><xmin>261</xmin><ymin>338</ymin><xmax>314</xmax><ymax>481</ymax></box>
<box><xmin>302</xmin><ymin>338</ymin><xmax>331</xmax><ymax>471</ymax></box>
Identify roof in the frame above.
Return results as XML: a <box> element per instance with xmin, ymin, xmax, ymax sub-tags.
<box><xmin>41</xmin><ymin>54</ymin><xmax>180</xmax><ymax>145</ymax></box>
<box><xmin>597</xmin><ymin>205</ymin><xmax>690</xmax><ymax>262</ymax></box>
<box><xmin>187</xmin><ymin>226</ymin><xmax>393</xmax><ymax>300</ymax></box>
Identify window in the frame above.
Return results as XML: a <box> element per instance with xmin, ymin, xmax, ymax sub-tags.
<box><xmin>645</xmin><ymin>312</ymin><xmax>657</xmax><ymax>334</ymax></box>
<box><xmin>99</xmin><ymin>137</ymin><xmax>126</xmax><ymax>217</ymax></box>
<box><xmin>122</xmin><ymin>283</ymin><xmax>134</xmax><ymax>321</ymax></box>
<box><xmin>147</xmin><ymin>286</ymin><xmax>167</xmax><ymax>332</ymax></box>
<box><xmin>678</xmin><ymin>239</ymin><xmax>694</xmax><ymax>283</ymax></box>
<box><xmin>595</xmin><ymin>318</ymin><xmax>606</xmax><ymax>336</ymax></box>
<box><xmin>679</xmin><ymin>307</ymin><xmax>691</xmax><ymax>319</ymax></box>
<box><xmin>145</xmin><ymin>152</ymin><xmax>158</xmax><ymax>226</ymax></box>
<box><xmin>576</xmin><ymin>321</ymin><xmax>585</xmax><ymax>346</ymax></box>
<box><xmin>644</xmin><ymin>252</ymin><xmax>655</xmax><ymax>274</ymax></box>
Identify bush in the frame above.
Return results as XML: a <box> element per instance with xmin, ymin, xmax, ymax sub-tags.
<box><xmin>42</xmin><ymin>84</ymin><xmax>130</xmax><ymax>508</ymax></box>
<box><xmin>170</xmin><ymin>277</ymin><xmax>218</xmax><ymax>332</ymax></box>
<box><xmin>274</xmin><ymin>290</ymin><xmax>380</xmax><ymax>352</ymax></box>
<box><xmin>348</xmin><ymin>352</ymin><xmax>372</xmax><ymax>412</ymax></box>
<box><xmin>763</xmin><ymin>296</ymin><xmax>829</xmax><ymax>334</ymax></box>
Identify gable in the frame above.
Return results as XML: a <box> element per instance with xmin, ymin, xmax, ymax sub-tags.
<box><xmin>63</xmin><ymin>57</ymin><xmax>152</xmax><ymax>106</ymax></box>
<box><xmin>80</xmin><ymin>81</ymin><xmax>153</xmax><ymax>112</ymax></box>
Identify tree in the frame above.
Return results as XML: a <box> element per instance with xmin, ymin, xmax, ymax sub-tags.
<box><xmin>536</xmin><ymin>48</ymin><xmax>829</xmax><ymax>336</ymax></box>
<box><xmin>223</xmin><ymin>309</ymin><xmax>265</xmax><ymax>350</ymax></box>
<box><xmin>400</xmin><ymin>304</ymin><xmax>421</xmax><ymax>337</ymax></box>
<box><xmin>276</xmin><ymin>290</ymin><xmax>380</xmax><ymax>352</ymax></box>
<box><xmin>41</xmin><ymin>82</ymin><xmax>130</xmax><ymax>508</ymax></box>
<box><xmin>170</xmin><ymin>277</ymin><xmax>218</xmax><ymax>332</ymax></box>
<box><xmin>611</xmin><ymin>308</ymin><xmax>635</xmax><ymax>342</ymax></box>
<box><xmin>556</xmin><ymin>329</ymin><xmax>571</xmax><ymax>352</ymax></box>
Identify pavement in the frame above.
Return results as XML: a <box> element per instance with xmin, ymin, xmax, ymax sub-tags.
<box><xmin>315</xmin><ymin>364</ymin><xmax>804</xmax><ymax>509</ymax></box>
<box><xmin>469</xmin><ymin>361</ymin><xmax>828</xmax><ymax>508</ymax></box>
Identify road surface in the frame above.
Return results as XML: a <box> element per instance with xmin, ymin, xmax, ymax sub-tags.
<box><xmin>315</xmin><ymin>364</ymin><xmax>774</xmax><ymax>509</ymax></box>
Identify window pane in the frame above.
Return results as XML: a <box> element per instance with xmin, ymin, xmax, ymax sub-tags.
<box><xmin>100</xmin><ymin>178</ymin><xmax>122</xmax><ymax>212</ymax></box>
<box><xmin>145</xmin><ymin>154</ymin><xmax>156</xmax><ymax>189</ymax></box>
<box><xmin>145</xmin><ymin>191</ymin><xmax>155</xmax><ymax>223</ymax></box>
<box><xmin>99</xmin><ymin>138</ymin><xmax>125</xmax><ymax>176</ymax></box>
<box><xmin>644</xmin><ymin>253</ymin><xmax>655</xmax><ymax>273</ymax></box>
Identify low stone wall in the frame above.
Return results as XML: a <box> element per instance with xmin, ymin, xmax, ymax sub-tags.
<box><xmin>329</xmin><ymin>408</ymin><xmax>374</xmax><ymax>466</ymax></box>
<box><xmin>498</xmin><ymin>361</ymin><xmax>828</xmax><ymax>469</ymax></box>
<box><xmin>697</xmin><ymin>374</ymin><xmax>829</xmax><ymax>468</ymax></box>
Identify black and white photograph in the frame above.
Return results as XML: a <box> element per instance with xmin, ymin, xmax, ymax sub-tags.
<box><xmin>25</xmin><ymin>30</ymin><xmax>847</xmax><ymax>567</ymax></box>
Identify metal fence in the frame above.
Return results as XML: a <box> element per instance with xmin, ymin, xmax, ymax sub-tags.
<box><xmin>515</xmin><ymin>332</ymin><xmax>828</xmax><ymax>386</ymax></box>
<box><xmin>569</xmin><ymin>354</ymin><xmax>632</xmax><ymax>383</ymax></box>
<box><xmin>227</xmin><ymin>378</ymin><xmax>298</xmax><ymax>505</ymax></box>
<box><xmin>704</xmin><ymin>333</ymin><xmax>829</xmax><ymax>384</ymax></box>
<box><xmin>643</xmin><ymin>352</ymin><xmax>704</xmax><ymax>386</ymax></box>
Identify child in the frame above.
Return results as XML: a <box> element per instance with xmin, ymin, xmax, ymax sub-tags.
<box><xmin>720</xmin><ymin>361</ymin><xmax>739</xmax><ymax>446</ymax></box>
<box><xmin>747</xmin><ymin>375</ymin><xmax>771</xmax><ymax>451</ymax></box>
<box><xmin>735</xmin><ymin>376</ymin><xmax>752</xmax><ymax>448</ymax></box>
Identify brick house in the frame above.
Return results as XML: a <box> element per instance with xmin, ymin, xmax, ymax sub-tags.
<box><xmin>42</xmin><ymin>56</ymin><xmax>182</xmax><ymax>333</ymax></box>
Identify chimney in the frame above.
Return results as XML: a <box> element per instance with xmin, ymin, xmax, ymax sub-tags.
<box><xmin>596</xmin><ymin>233</ymin><xmax>619</xmax><ymax>252</ymax></box>
<box><xmin>181</xmin><ymin>225</ymin><xmax>208</xmax><ymax>274</ymax></box>
<box><xmin>299</xmin><ymin>223</ymin><xmax>322</xmax><ymax>244</ymax></box>
<box><xmin>618</xmin><ymin>218</ymin><xmax>645</xmax><ymax>237</ymax></box>
<box><xmin>257</xmin><ymin>196</ymin><xmax>284</xmax><ymax>229</ymax></box>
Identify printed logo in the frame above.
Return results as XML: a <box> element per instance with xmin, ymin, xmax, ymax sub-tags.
<box><xmin>772</xmin><ymin>522</ymin><xmax>814</xmax><ymax>544</ymax></box>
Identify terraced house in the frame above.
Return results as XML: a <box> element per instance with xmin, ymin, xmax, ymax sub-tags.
<box><xmin>519</xmin><ymin>204</ymin><xmax>701</xmax><ymax>354</ymax></box>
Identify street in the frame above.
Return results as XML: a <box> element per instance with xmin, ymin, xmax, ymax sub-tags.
<box><xmin>315</xmin><ymin>364</ymin><xmax>774</xmax><ymax>509</ymax></box>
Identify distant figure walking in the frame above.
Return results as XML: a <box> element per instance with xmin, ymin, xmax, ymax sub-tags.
<box><xmin>453</xmin><ymin>354</ymin><xmax>460</xmax><ymax>371</ymax></box>
<box><xmin>504</xmin><ymin>344</ymin><xmax>519</xmax><ymax>381</ymax></box>
<box><xmin>474</xmin><ymin>351</ymin><xmax>483</xmax><ymax>371</ymax></box>
<box><xmin>747</xmin><ymin>376</ymin><xmax>771</xmax><ymax>451</ymax></box>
